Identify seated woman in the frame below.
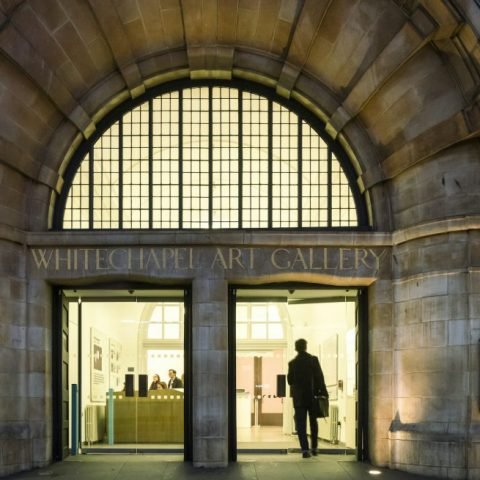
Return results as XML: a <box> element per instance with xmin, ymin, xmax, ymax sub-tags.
<box><xmin>149</xmin><ymin>373</ymin><xmax>167</xmax><ymax>390</ymax></box>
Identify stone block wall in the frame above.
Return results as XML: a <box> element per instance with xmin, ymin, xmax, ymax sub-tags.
<box><xmin>192</xmin><ymin>275</ymin><xmax>228</xmax><ymax>467</ymax></box>
<box><xmin>0</xmin><ymin>241</ymin><xmax>29</xmax><ymax>476</ymax></box>
<box><xmin>368</xmin><ymin>279</ymin><xmax>394</xmax><ymax>466</ymax></box>
<box><xmin>385</xmin><ymin>231</ymin><xmax>478</xmax><ymax>479</ymax></box>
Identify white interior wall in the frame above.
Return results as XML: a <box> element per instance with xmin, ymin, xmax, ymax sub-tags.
<box><xmin>286</xmin><ymin>301</ymin><xmax>356</xmax><ymax>446</ymax></box>
<box><xmin>80</xmin><ymin>302</ymin><xmax>146</xmax><ymax>402</ymax></box>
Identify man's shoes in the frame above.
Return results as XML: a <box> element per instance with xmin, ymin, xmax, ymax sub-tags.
<box><xmin>302</xmin><ymin>451</ymin><xmax>311</xmax><ymax>458</ymax></box>
<box><xmin>311</xmin><ymin>449</ymin><xmax>318</xmax><ymax>456</ymax></box>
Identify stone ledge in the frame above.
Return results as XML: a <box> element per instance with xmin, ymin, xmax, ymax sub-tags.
<box><xmin>23</xmin><ymin>230</ymin><xmax>391</xmax><ymax>247</ymax></box>
<box><xmin>4</xmin><ymin>215</ymin><xmax>480</xmax><ymax>250</ymax></box>
<box><xmin>393</xmin><ymin>215</ymin><xmax>480</xmax><ymax>245</ymax></box>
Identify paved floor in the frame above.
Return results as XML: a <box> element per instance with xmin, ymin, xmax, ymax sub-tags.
<box><xmin>5</xmin><ymin>454</ymin><xmax>439</xmax><ymax>480</ymax></box>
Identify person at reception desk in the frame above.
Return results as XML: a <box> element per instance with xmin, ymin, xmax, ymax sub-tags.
<box><xmin>167</xmin><ymin>369</ymin><xmax>183</xmax><ymax>389</ymax></box>
<box><xmin>149</xmin><ymin>374</ymin><xmax>167</xmax><ymax>390</ymax></box>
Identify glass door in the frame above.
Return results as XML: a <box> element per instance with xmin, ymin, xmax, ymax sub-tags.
<box><xmin>233</xmin><ymin>287</ymin><xmax>359</xmax><ymax>456</ymax></box>
<box><xmin>66</xmin><ymin>289</ymin><xmax>187</xmax><ymax>454</ymax></box>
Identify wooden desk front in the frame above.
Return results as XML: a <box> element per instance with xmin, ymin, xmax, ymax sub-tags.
<box><xmin>109</xmin><ymin>390</ymin><xmax>184</xmax><ymax>443</ymax></box>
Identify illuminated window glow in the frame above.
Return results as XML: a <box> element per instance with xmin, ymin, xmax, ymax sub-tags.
<box><xmin>60</xmin><ymin>85</ymin><xmax>362</xmax><ymax>230</ymax></box>
<box><xmin>236</xmin><ymin>303</ymin><xmax>284</xmax><ymax>340</ymax></box>
<box><xmin>147</xmin><ymin>303</ymin><xmax>182</xmax><ymax>340</ymax></box>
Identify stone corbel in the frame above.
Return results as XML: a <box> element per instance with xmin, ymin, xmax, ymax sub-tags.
<box><xmin>276</xmin><ymin>62</ymin><xmax>301</xmax><ymax>99</ymax></box>
<box><xmin>37</xmin><ymin>164</ymin><xmax>63</xmax><ymax>194</ymax></box>
<box><xmin>120</xmin><ymin>62</ymin><xmax>146</xmax><ymax>99</ymax></box>
<box><xmin>188</xmin><ymin>46</ymin><xmax>234</xmax><ymax>80</ymax></box>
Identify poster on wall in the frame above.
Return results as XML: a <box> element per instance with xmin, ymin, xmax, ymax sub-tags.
<box><xmin>91</xmin><ymin>328</ymin><xmax>107</xmax><ymax>402</ymax></box>
<box><xmin>109</xmin><ymin>339</ymin><xmax>122</xmax><ymax>392</ymax></box>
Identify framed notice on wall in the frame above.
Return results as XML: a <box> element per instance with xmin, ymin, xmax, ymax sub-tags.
<box><xmin>91</xmin><ymin>328</ymin><xmax>107</xmax><ymax>402</ymax></box>
<box><xmin>109</xmin><ymin>339</ymin><xmax>122</xmax><ymax>391</ymax></box>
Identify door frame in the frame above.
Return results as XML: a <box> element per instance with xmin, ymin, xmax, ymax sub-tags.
<box><xmin>51</xmin><ymin>284</ymin><xmax>193</xmax><ymax>461</ymax></box>
<box><xmin>227</xmin><ymin>283</ymin><xmax>369</xmax><ymax>462</ymax></box>
<box><xmin>52</xmin><ymin>289</ymin><xmax>70</xmax><ymax>461</ymax></box>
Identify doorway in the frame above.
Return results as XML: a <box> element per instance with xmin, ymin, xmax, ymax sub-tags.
<box><xmin>229</xmin><ymin>285</ymin><xmax>367</xmax><ymax>460</ymax></box>
<box><xmin>53</xmin><ymin>287</ymin><xmax>192</xmax><ymax>458</ymax></box>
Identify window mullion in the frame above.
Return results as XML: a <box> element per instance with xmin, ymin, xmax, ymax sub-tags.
<box><xmin>179</xmin><ymin>90</ymin><xmax>183</xmax><ymax>229</ymax></box>
<box><xmin>148</xmin><ymin>99</ymin><xmax>153</xmax><ymax>229</ymax></box>
<box><xmin>119</xmin><ymin>120</ymin><xmax>123</xmax><ymax>229</ymax></box>
<box><xmin>88</xmin><ymin>146</ymin><xmax>93</xmax><ymax>229</ymax></box>
<box><xmin>268</xmin><ymin>99</ymin><xmax>272</xmax><ymax>229</ymax></box>
<box><xmin>327</xmin><ymin>146</ymin><xmax>332</xmax><ymax>228</ymax></box>
<box><xmin>239</xmin><ymin>90</ymin><xmax>243</xmax><ymax>229</ymax></box>
<box><xmin>298</xmin><ymin>117</ymin><xmax>302</xmax><ymax>228</ymax></box>
<box><xmin>208</xmin><ymin>87</ymin><xmax>213</xmax><ymax>229</ymax></box>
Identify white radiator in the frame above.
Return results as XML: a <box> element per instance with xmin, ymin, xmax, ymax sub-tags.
<box><xmin>329</xmin><ymin>405</ymin><xmax>339</xmax><ymax>444</ymax></box>
<box><xmin>84</xmin><ymin>405</ymin><xmax>105</xmax><ymax>444</ymax></box>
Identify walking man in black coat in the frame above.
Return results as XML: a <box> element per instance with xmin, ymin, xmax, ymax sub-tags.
<box><xmin>287</xmin><ymin>338</ymin><xmax>328</xmax><ymax>458</ymax></box>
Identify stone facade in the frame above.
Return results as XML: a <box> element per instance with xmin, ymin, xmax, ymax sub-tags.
<box><xmin>1</xmin><ymin>1</ymin><xmax>480</xmax><ymax>478</ymax></box>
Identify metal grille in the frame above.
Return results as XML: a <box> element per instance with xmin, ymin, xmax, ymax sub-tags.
<box><xmin>122</xmin><ymin>105</ymin><xmax>150</xmax><ymax>228</ymax></box>
<box><xmin>152</xmin><ymin>93</ymin><xmax>180</xmax><ymax>228</ymax></box>
<box><xmin>60</xmin><ymin>84</ymin><xmax>363</xmax><ymax>230</ymax></box>
<box><xmin>301</xmin><ymin>122</ymin><xmax>329</xmax><ymax>227</ymax></box>
<box><xmin>242</xmin><ymin>91</ymin><xmax>269</xmax><ymax>228</ymax></box>
<box><xmin>331</xmin><ymin>156</ymin><xmax>357</xmax><ymax>226</ymax></box>
<box><xmin>92</xmin><ymin>124</ymin><xmax>120</xmax><ymax>228</ymax></box>
<box><xmin>272</xmin><ymin>103</ymin><xmax>298</xmax><ymax>228</ymax></box>
<box><xmin>212</xmin><ymin>87</ymin><xmax>239</xmax><ymax>228</ymax></box>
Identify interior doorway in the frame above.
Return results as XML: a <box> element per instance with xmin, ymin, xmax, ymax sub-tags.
<box><xmin>54</xmin><ymin>287</ymin><xmax>191</xmax><ymax>458</ymax></box>
<box><xmin>229</xmin><ymin>286</ymin><xmax>366</xmax><ymax>459</ymax></box>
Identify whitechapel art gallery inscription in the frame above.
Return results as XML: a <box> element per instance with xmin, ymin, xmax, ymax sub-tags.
<box><xmin>30</xmin><ymin>246</ymin><xmax>388</xmax><ymax>278</ymax></box>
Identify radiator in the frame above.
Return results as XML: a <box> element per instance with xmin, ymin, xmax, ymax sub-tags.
<box><xmin>329</xmin><ymin>405</ymin><xmax>339</xmax><ymax>444</ymax></box>
<box><xmin>84</xmin><ymin>405</ymin><xmax>105</xmax><ymax>444</ymax></box>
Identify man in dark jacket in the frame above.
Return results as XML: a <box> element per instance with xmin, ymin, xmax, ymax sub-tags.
<box><xmin>287</xmin><ymin>338</ymin><xmax>328</xmax><ymax>458</ymax></box>
<box><xmin>167</xmin><ymin>369</ymin><xmax>183</xmax><ymax>389</ymax></box>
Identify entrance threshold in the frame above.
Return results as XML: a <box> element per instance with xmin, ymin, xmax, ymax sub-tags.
<box><xmin>81</xmin><ymin>446</ymin><xmax>183</xmax><ymax>454</ymax></box>
<box><xmin>238</xmin><ymin>448</ymin><xmax>355</xmax><ymax>455</ymax></box>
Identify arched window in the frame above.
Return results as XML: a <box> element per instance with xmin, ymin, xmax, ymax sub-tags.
<box><xmin>54</xmin><ymin>81</ymin><xmax>368</xmax><ymax>230</ymax></box>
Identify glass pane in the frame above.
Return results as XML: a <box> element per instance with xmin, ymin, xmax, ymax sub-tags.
<box><xmin>77</xmin><ymin>299</ymin><xmax>185</xmax><ymax>453</ymax></box>
<box><xmin>147</xmin><ymin>323</ymin><xmax>162</xmax><ymax>339</ymax></box>
<box><xmin>237</xmin><ymin>305</ymin><xmax>248</xmax><ymax>322</ymax></box>
<box><xmin>236</xmin><ymin>323</ymin><xmax>248</xmax><ymax>340</ymax></box>
<box><xmin>251</xmin><ymin>305</ymin><xmax>267</xmax><ymax>322</ymax></box>
<box><xmin>164</xmin><ymin>305</ymin><xmax>180</xmax><ymax>323</ymax></box>
<box><xmin>164</xmin><ymin>324</ymin><xmax>180</xmax><ymax>339</ymax></box>
<box><xmin>267</xmin><ymin>304</ymin><xmax>280</xmax><ymax>321</ymax></box>
<box><xmin>268</xmin><ymin>323</ymin><xmax>283</xmax><ymax>339</ymax></box>
<box><xmin>251</xmin><ymin>323</ymin><xmax>267</xmax><ymax>339</ymax></box>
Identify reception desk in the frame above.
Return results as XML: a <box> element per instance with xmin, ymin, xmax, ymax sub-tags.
<box><xmin>108</xmin><ymin>390</ymin><xmax>184</xmax><ymax>443</ymax></box>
